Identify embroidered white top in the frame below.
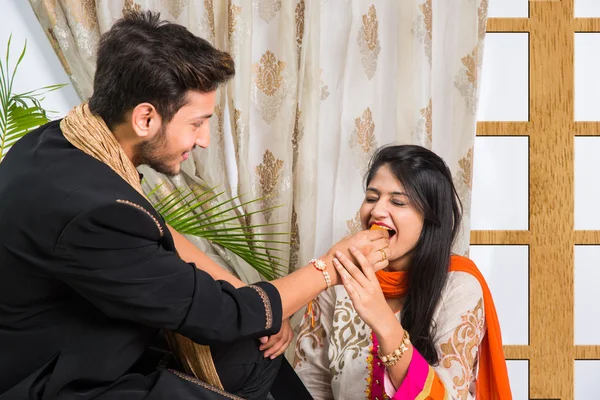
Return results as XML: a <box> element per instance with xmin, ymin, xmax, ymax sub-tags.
<box><xmin>293</xmin><ymin>271</ymin><xmax>485</xmax><ymax>400</ymax></box>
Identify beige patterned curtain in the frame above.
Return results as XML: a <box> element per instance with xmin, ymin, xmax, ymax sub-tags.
<box><xmin>30</xmin><ymin>0</ymin><xmax>488</xmax><ymax>282</ymax></box>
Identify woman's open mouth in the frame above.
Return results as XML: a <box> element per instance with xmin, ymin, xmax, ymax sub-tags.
<box><xmin>369</xmin><ymin>223</ymin><xmax>396</xmax><ymax>238</ymax></box>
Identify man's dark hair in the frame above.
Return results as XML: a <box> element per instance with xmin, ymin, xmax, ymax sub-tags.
<box><xmin>89</xmin><ymin>10</ymin><xmax>234</xmax><ymax>129</ymax></box>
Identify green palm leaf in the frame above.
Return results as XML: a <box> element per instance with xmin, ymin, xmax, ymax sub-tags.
<box><xmin>0</xmin><ymin>35</ymin><xmax>67</xmax><ymax>162</ymax></box>
<box><xmin>150</xmin><ymin>185</ymin><xmax>291</xmax><ymax>281</ymax></box>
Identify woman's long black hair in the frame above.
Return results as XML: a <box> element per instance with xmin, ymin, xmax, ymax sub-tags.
<box><xmin>365</xmin><ymin>145</ymin><xmax>463</xmax><ymax>364</ymax></box>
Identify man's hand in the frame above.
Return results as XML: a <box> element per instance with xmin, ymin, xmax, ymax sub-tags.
<box><xmin>258</xmin><ymin>319</ymin><xmax>294</xmax><ymax>359</ymax></box>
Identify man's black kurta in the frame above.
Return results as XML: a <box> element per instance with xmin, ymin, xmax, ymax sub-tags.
<box><xmin>0</xmin><ymin>120</ymin><xmax>283</xmax><ymax>399</ymax></box>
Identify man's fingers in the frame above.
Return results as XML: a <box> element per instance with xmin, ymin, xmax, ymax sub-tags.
<box><xmin>264</xmin><ymin>336</ymin><xmax>286</xmax><ymax>358</ymax></box>
<box><xmin>266</xmin><ymin>335</ymin><xmax>292</xmax><ymax>359</ymax></box>
<box><xmin>259</xmin><ymin>335</ymin><xmax>276</xmax><ymax>351</ymax></box>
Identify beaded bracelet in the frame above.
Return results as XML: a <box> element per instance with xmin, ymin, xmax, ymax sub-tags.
<box><xmin>377</xmin><ymin>329</ymin><xmax>411</xmax><ymax>367</ymax></box>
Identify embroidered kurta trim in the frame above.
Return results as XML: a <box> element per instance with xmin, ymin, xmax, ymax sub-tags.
<box><xmin>116</xmin><ymin>199</ymin><xmax>164</xmax><ymax>237</ymax></box>
<box><xmin>168</xmin><ymin>369</ymin><xmax>244</xmax><ymax>400</ymax></box>
<box><xmin>249</xmin><ymin>284</ymin><xmax>273</xmax><ymax>330</ymax></box>
<box><xmin>365</xmin><ymin>337</ymin><xmax>376</xmax><ymax>399</ymax></box>
<box><xmin>156</xmin><ymin>353</ymin><xmax>171</xmax><ymax>371</ymax></box>
<box><xmin>368</xmin><ymin>332</ymin><xmax>389</xmax><ymax>400</ymax></box>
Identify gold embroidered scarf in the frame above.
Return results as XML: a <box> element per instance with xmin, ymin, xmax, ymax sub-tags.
<box><xmin>61</xmin><ymin>103</ymin><xmax>223</xmax><ymax>389</ymax></box>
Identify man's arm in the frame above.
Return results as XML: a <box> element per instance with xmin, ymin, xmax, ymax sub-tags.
<box><xmin>168</xmin><ymin>225</ymin><xmax>391</xmax><ymax>323</ymax></box>
<box><xmin>54</xmin><ymin>201</ymin><xmax>389</xmax><ymax>341</ymax></box>
<box><xmin>168</xmin><ymin>225</ymin><xmax>339</xmax><ymax>320</ymax></box>
<box><xmin>168</xmin><ymin>226</ymin><xmax>297</xmax><ymax>359</ymax></box>
<box><xmin>54</xmin><ymin>201</ymin><xmax>282</xmax><ymax>344</ymax></box>
<box><xmin>167</xmin><ymin>225</ymin><xmax>244</xmax><ymax>289</ymax></box>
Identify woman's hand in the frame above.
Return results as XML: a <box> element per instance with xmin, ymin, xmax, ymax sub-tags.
<box><xmin>326</xmin><ymin>229</ymin><xmax>392</xmax><ymax>276</ymax></box>
<box><xmin>332</xmin><ymin>247</ymin><xmax>399</xmax><ymax>335</ymax></box>
<box><xmin>259</xmin><ymin>318</ymin><xmax>294</xmax><ymax>359</ymax></box>
<box><xmin>335</xmin><ymin>248</ymin><xmax>412</xmax><ymax>388</ymax></box>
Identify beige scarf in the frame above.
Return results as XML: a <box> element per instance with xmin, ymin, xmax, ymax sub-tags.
<box><xmin>61</xmin><ymin>103</ymin><xmax>223</xmax><ymax>389</ymax></box>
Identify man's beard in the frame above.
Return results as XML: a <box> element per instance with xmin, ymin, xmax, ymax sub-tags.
<box><xmin>132</xmin><ymin>125</ymin><xmax>179</xmax><ymax>177</ymax></box>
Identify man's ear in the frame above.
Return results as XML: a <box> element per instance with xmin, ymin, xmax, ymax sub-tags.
<box><xmin>130</xmin><ymin>103</ymin><xmax>161</xmax><ymax>138</ymax></box>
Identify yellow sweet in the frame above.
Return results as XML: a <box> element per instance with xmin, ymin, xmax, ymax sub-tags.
<box><xmin>370</xmin><ymin>224</ymin><xmax>388</xmax><ymax>231</ymax></box>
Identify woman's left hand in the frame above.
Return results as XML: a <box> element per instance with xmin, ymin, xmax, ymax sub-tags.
<box><xmin>333</xmin><ymin>247</ymin><xmax>399</xmax><ymax>332</ymax></box>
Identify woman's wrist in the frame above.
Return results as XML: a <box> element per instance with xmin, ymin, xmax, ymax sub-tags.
<box><xmin>373</xmin><ymin>313</ymin><xmax>405</xmax><ymax>354</ymax></box>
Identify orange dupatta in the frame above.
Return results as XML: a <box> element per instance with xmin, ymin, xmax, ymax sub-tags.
<box><xmin>375</xmin><ymin>255</ymin><xmax>512</xmax><ymax>400</ymax></box>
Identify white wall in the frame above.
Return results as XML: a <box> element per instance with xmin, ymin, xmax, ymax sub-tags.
<box><xmin>2</xmin><ymin>0</ymin><xmax>80</xmax><ymax>118</ymax></box>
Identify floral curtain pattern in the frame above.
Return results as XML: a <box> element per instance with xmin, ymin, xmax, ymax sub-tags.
<box><xmin>29</xmin><ymin>0</ymin><xmax>488</xmax><ymax>283</ymax></box>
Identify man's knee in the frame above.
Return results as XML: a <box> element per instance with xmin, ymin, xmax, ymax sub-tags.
<box><xmin>211</xmin><ymin>339</ymin><xmax>281</xmax><ymax>400</ymax></box>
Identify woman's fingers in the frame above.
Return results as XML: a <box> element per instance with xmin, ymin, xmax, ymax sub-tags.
<box><xmin>333</xmin><ymin>257</ymin><xmax>363</xmax><ymax>301</ymax></box>
<box><xmin>334</xmin><ymin>250</ymin><xmax>370</xmax><ymax>288</ymax></box>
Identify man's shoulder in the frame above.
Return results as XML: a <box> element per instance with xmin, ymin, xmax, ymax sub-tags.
<box><xmin>61</xmin><ymin>198</ymin><xmax>167</xmax><ymax>245</ymax></box>
<box><xmin>0</xmin><ymin>119</ymin><xmax>157</xmax><ymax>235</ymax></box>
<box><xmin>3</xmin><ymin>120</ymin><xmax>141</xmax><ymax>199</ymax></box>
<box><xmin>2</xmin><ymin>119</ymin><xmax>110</xmax><ymax>183</ymax></box>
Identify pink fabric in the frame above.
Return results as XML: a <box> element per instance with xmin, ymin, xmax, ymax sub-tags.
<box><xmin>369</xmin><ymin>333</ymin><xmax>387</xmax><ymax>399</ymax></box>
<box><xmin>371</xmin><ymin>333</ymin><xmax>429</xmax><ymax>399</ymax></box>
<box><xmin>391</xmin><ymin>348</ymin><xmax>430</xmax><ymax>400</ymax></box>
<box><xmin>384</xmin><ymin>370</ymin><xmax>397</xmax><ymax>397</ymax></box>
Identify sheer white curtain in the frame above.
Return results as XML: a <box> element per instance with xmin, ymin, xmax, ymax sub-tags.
<box><xmin>30</xmin><ymin>0</ymin><xmax>487</xmax><ymax>282</ymax></box>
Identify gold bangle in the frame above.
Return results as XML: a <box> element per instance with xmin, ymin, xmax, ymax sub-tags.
<box><xmin>377</xmin><ymin>329</ymin><xmax>411</xmax><ymax>367</ymax></box>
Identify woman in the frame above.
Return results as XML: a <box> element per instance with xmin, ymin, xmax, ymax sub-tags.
<box><xmin>294</xmin><ymin>145</ymin><xmax>511</xmax><ymax>399</ymax></box>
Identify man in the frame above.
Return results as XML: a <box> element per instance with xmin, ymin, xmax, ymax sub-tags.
<box><xmin>0</xmin><ymin>10</ymin><xmax>391</xmax><ymax>400</ymax></box>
